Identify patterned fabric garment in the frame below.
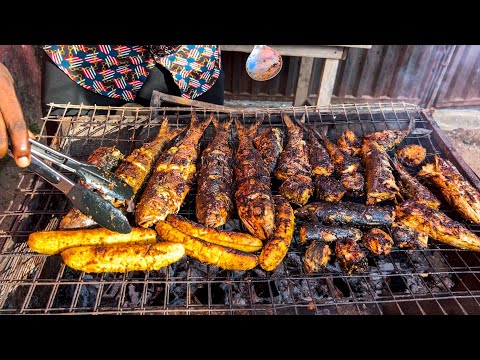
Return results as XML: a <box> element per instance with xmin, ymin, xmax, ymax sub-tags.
<box><xmin>43</xmin><ymin>45</ymin><xmax>221</xmax><ymax>101</ymax></box>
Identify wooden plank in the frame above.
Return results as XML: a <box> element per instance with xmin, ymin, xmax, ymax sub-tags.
<box><xmin>334</xmin><ymin>45</ymin><xmax>372</xmax><ymax>49</ymax></box>
<box><xmin>293</xmin><ymin>57</ymin><xmax>314</xmax><ymax>106</ymax></box>
<box><xmin>220</xmin><ymin>45</ymin><xmax>344</xmax><ymax>59</ymax></box>
<box><xmin>317</xmin><ymin>59</ymin><xmax>340</xmax><ymax>106</ymax></box>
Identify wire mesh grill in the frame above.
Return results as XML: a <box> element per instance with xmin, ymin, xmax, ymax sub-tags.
<box><xmin>1</xmin><ymin>102</ymin><xmax>480</xmax><ymax>315</ymax></box>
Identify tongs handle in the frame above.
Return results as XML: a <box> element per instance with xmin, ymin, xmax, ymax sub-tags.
<box><xmin>29</xmin><ymin>138</ymin><xmax>82</xmax><ymax>173</ymax></box>
<box><xmin>28</xmin><ymin>154</ymin><xmax>75</xmax><ymax>194</ymax></box>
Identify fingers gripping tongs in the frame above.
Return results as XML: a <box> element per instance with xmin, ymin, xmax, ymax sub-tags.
<box><xmin>12</xmin><ymin>139</ymin><xmax>134</xmax><ymax>234</ymax></box>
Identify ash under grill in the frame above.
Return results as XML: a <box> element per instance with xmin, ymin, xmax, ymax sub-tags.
<box><xmin>1</xmin><ymin>102</ymin><xmax>480</xmax><ymax>315</ymax></box>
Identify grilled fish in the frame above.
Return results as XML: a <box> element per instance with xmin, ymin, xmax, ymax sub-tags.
<box><xmin>362</xmin><ymin>228</ymin><xmax>393</xmax><ymax>255</ymax></box>
<box><xmin>341</xmin><ymin>172</ymin><xmax>365</xmax><ymax>198</ymax></box>
<box><xmin>274</xmin><ymin>113</ymin><xmax>311</xmax><ymax>181</ymax></box>
<box><xmin>335</xmin><ymin>239</ymin><xmax>368</xmax><ymax>274</ymax></box>
<box><xmin>136</xmin><ymin>114</ymin><xmax>211</xmax><ymax>228</ymax></box>
<box><xmin>299</xmin><ymin>222</ymin><xmax>363</xmax><ymax>244</ymax></box>
<box><xmin>303</xmin><ymin>241</ymin><xmax>332</xmax><ymax>273</ymax></box>
<box><xmin>337</xmin><ymin>129</ymin><xmax>361</xmax><ymax>156</ymax></box>
<box><xmin>259</xmin><ymin>195</ymin><xmax>295</xmax><ymax>271</ymax></box>
<box><xmin>418</xmin><ymin>155</ymin><xmax>480</xmax><ymax>224</ymax></box>
<box><xmin>314</xmin><ymin>175</ymin><xmax>346</xmax><ymax>202</ymax></box>
<box><xmin>234</xmin><ymin>118</ymin><xmax>275</xmax><ymax>240</ymax></box>
<box><xmin>396</xmin><ymin>144</ymin><xmax>426</xmax><ymax>167</ymax></box>
<box><xmin>59</xmin><ymin>146</ymin><xmax>124</xmax><ymax>230</ymax></box>
<box><xmin>323</xmin><ymin>136</ymin><xmax>360</xmax><ymax>175</ymax></box>
<box><xmin>362</xmin><ymin>140</ymin><xmax>399</xmax><ymax>205</ymax></box>
<box><xmin>279</xmin><ymin>174</ymin><xmax>314</xmax><ymax>206</ymax></box>
<box><xmin>392</xmin><ymin>158</ymin><xmax>440</xmax><ymax>209</ymax></box>
<box><xmin>196</xmin><ymin>117</ymin><xmax>234</xmax><ymax>228</ymax></box>
<box><xmin>156</xmin><ymin>220</ymin><xmax>258</xmax><ymax>270</ymax></box>
<box><xmin>113</xmin><ymin>116</ymin><xmax>183</xmax><ymax>209</ymax></box>
<box><xmin>295</xmin><ymin>201</ymin><xmax>394</xmax><ymax>228</ymax></box>
<box><xmin>390</xmin><ymin>221</ymin><xmax>428</xmax><ymax>250</ymax></box>
<box><xmin>62</xmin><ymin>242</ymin><xmax>185</xmax><ymax>273</ymax></box>
<box><xmin>307</xmin><ymin>128</ymin><xmax>334</xmax><ymax>177</ymax></box>
<box><xmin>363</xmin><ymin>129</ymin><xmax>410</xmax><ymax>150</ymax></box>
<box><xmin>166</xmin><ymin>214</ymin><xmax>263</xmax><ymax>253</ymax></box>
<box><xmin>396</xmin><ymin>199</ymin><xmax>480</xmax><ymax>251</ymax></box>
<box><xmin>253</xmin><ymin>126</ymin><xmax>283</xmax><ymax>174</ymax></box>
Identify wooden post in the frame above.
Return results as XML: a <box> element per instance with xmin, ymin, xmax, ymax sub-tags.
<box><xmin>317</xmin><ymin>59</ymin><xmax>340</xmax><ymax>106</ymax></box>
<box><xmin>293</xmin><ymin>57</ymin><xmax>314</xmax><ymax>106</ymax></box>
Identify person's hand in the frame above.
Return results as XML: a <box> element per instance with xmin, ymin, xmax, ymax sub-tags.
<box><xmin>0</xmin><ymin>62</ymin><xmax>30</xmax><ymax>167</ymax></box>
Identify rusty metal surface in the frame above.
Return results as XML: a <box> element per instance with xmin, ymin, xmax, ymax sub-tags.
<box><xmin>1</xmin><ymin>102</ymin><xmax>480</xmax><ymax>315</ymax></box>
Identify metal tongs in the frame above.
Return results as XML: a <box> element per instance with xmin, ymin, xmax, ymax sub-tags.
<box><xmin>10</xmin><ymin>138</ymin><xmax>134</xmax><ymax>234</ymax></box>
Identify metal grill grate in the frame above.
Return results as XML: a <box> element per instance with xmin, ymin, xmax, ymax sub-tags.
<box><xmin>1</xmin><ymin>102</ymin><xmax>480</xmax><ymax>315</ymax></box>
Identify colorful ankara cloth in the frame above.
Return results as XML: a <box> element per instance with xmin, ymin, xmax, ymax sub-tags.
<box><xmin>43</xmin><ymin>45</ymin><xmax>221</xmax><ymax>102</ymax></box>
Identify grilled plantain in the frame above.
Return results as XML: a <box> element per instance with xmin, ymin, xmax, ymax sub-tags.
<box><xmin>314</xmin><ymin>175</ymin><xmax>346</xmax><ymax>202</ymax></box>
<box><xmin>156</xmin><ymin>220</ymin><xmax>258</xmax><ymax>270</ymax></box>
<box><xmin>363</xmin><ymin>129</ymin><xmax>410</xmax><ymax>150</ymax></box>
<box><xmin>295</xmin><ymin>201</ymin><xmax>394</xmax><ymax>228</ymax></box>
<box><xmin>59</xmin><ymin>146</ymin><xmax>125</xmax><ymax>230</ymax></box>
<box><xmin>303</xmin><ymin>241</ymin><xmax>332</xmax><ymax>273</ymax></box>
<box><xmin>28</xmin><ymin>227</ymin><xmax>157</xmax><ymax>255</ymax></box>
<box><xmin>166</xmin><ymin>214</ymin><xmax>263</xmax><ymax>253</ymax></box>
<box><xmin>279</xmin><ymin>173</ymin><xmax>314</xmax><ymax>206</ymax></box>
<box><xmin>392</xmin><ymin>158</ymin><xmax>440</xmax><ymax>209</ymax></box>
<box><xmin>362</xmin><ymin>140</ymin><xmax>399</xmax><ymax>205</ymax></box>
<box><xmin>391</xmin><ymin>221</ymin><xmax>428</xmax><ymax>250</ymax></box>
<box><xmin>418</xmin><ymin>155</ymin><xmax>480</xmax><ymax>223</ymax></box>
<box><xmin>362</xmin><ymin>228</ymin><xmax>393</xmax><ymax>255</ymax></box>
<box><xmin>396</xmin><ymin>144</ymin><xmax>426</xmax><ymax>167</ymax></box>
<box><xmin>234</xmin><ymin>118</ymin><xmax>275</xmax><ymax>240</ymax></box>
<box><xmin>253</xmin><ymin>126</ymin><xmax>284</xmax><ymax>175</ymax></box>
<box><xmin>136</xmin><ymin>113</ymin><xmax>211</xmax><ymax>228</ymax></box>
<box><xmin>61</xmin><ymin>242</ymin><xmax>185</xmax><ymax>273</ymax></box>
<box><xmin>299</xmin><ymin>222</ymin><xmax>363</xmax><ymax>244</ymax></box>
<box><xmin>307</xmin><ymin>128</ymin><xmax>334</xmax><ymax>176</ymax></box>
<box><xmin>335</xmin><ymin>239</ymin><xmax>368</xmax><ymax>274</ymax></box>
<box><xmin>341</xmin><ymin>172</ymin><xmax>365</xmax><ymax>198</ymax></box>
<box><xmin>196</xmin><ymin>117</ymin><xmax>234</xmax><ymax>228</ymax></box>
<box><xmin>396</xmin><ymin>199</ymin><xmax>480</xmax><ymax>251</ymax></box>
<box><xmin>337</xmin><ymin>129</ymin><xmax>361</xmax><ymax>156</ymax></box>
<box><xmin>259</xmin><ymin>195</ymin><xmax>295</xmax><ymax>271</ymax></box>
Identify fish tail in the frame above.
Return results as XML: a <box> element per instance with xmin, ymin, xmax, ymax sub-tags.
<box><xmin>212</xmin><ymin>115</ymin><xmax>233</xmax><ymax>131</ymax></box>
<box><xmin>157</xmin><ymin>116</ymin><xmax>184</xmax><ymax>141</ymax></box>
<box><xmin>234</xmin><ymin>115</ymin><xmax>263</xmax><ymax>138</ymax></box>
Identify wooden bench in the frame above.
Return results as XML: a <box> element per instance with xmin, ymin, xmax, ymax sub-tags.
<box><xmin>221</xmin><ymin>45</ymin><xmax>372</xmax><ymax>106</ymax></box>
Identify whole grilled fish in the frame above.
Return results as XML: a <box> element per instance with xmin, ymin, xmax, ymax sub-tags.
<box><xmin>362</xmin><ymin>140</ymin><xmax>399</xmax><ymax>205</ymax></box>
<box><xmin>418</xmin><ymin>155</ymin><xmax>480</xmax><ymax>224</ymax></box>
<box><xmin>274</xmin><ymin>113</ymin><xmax>313</xmax><ymax>205</ymax></box>
<box><xmin>295</xmin><ymin>201</ymin><xmax>394</xmax><ymax>228</ymax></box>
<box><xmin>136</xmin><ymin>114</ymin><xmax>212</xmax><ymax>228</ymax></box>
<box><xmin>196</xmin><ymin>117</ymin><xmax>234</xmax><ymax>228</ymax></box>
<box><xmin>307</xmin><ymin>127</ymin><xmax>334</xmax><ymax>177</ymax></box>
<box><xmin>114</xmin><ymin>117</ymin><xmax>184</xmax><ymax>210</ymax></box>
<box><xmin>59</xmin><ymin>146</ymin><xmax>124</xmax><ymax>230</ymax></box>
<box><xmin>392</xmin><ymin>157</ymin><xmax>440</xmax><ymax>209</ymax></box>
<box><xmin>234</xmin><ymin>118</ymin><xmax>275</xmax><ymax>240</ymax></box>
<box><xmin>396</xmin><ymin>199</ymin><xmax>480</xmax><ymax>251</ymax></box>
<box><xmin>253</xmin><ymin>126</ymin><xmax>283</xmax><ymax>175</ymax></box>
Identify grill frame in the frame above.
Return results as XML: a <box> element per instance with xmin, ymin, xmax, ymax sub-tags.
<box><xmin>1</xmin><ymin>102</ymin><xmax>480</xmax><ymax>315</ymax></box>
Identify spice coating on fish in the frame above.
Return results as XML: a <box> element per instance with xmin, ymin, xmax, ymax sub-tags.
<box><xmin>362</xmin><ymin>140</ymin><xmax>399</xmax><ymax>205</ymax></box>
<box><xmin>114</xmin><ymin>117</ymin><xmax>184</xmax><ymax>209</ymax></box>
<box><xmin>234</xmin><ymin>118</ymin><xmax>275</xmax><ymax>240</ymax></box>
<box><xmin>363</xmin><ymin>129</ymin><xmax>410</xmax><ymax>151</ymax></box>
<box><xmin>196</xmin><ymin>117</ymin><xmax>234</xmax><ymax>228</ymax></box>
<box><xmin>337</xmin><ymin>129</ymin><xmax>361</xmax><ymax>156</ymax></box>
<box><xmin>396</xmin><ymin>199</ymin><xmax>480</xmax><ymax>252</ymax></box>
<box><xmin>307</xmin><ymin>128</ymin><xmax>334</xmax><ymax>177</ymax></box>
<box><xmin>418</xmin><ymin>155</ymin><xmax>480</xmax><ymax>224</ymax></box>
<box><xmin>392</xmin><ymin>158</ymin><xmax>440</xmax><ymax>210</ymax></box>
<box><xmin>135</xmin><ymin>114</ymin><xmax>212</xmax><ymax>228</ymax></box>
<box><xmin>299</xmin><ymin>222</ymin><xmax>363</xmax><ymax>244</ymax></box>
<box><xmin>390</xmin><ymin>221</ymin><xmax>428</xmax><ymax>250</ymax></box>
<box><xmin>253</xmin><ymin>126</ymin><xmax>283</xmax><ymax>175</ymax></box>
<box><xmin>314</xmin><ymin>175</ymin><xmax>346</xmax><ymax>202</ymax></box>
